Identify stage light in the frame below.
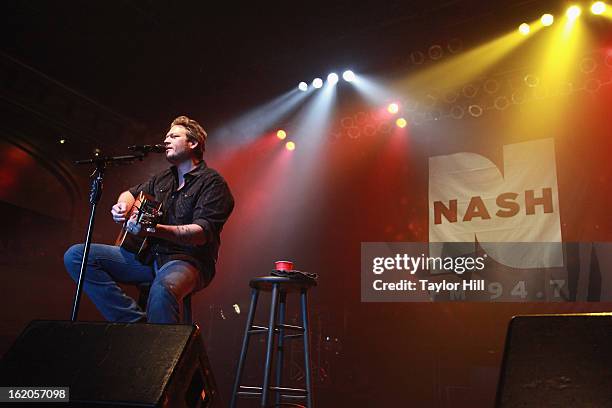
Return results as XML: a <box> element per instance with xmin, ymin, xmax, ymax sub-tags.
<box><xmin>541</xmin><ymin>13</ymin><xmax>554</xmax><ymax>26</ymax></box>
<box><xmin>511</xmin><ymin>90</ymin><xmax>526</xmax><ymax>104</ymax></box>
<box><xmin>312</xmin><ymin>78</ymin><xmax>323</xmax><ymax>89</ymax></box>
<box><xmin>285</xmin><ymin>141</ymin><xmax>296</xmax><ymax>151</ymax></box>
<box><xmin>494</xmin><ymin>96</ymin><xmax>510</xmax><ymax>110</ymax></box>
<box><xmin>591</xmin><ymin>1</ymin><xmax>606</xmax><ymax>14</ymax></box>
<box><xmin>395</xmin><ymin>118</ymin><xmax>407</xmax><ymax>128</ymax></box>
<box><xmin>524</xmin><ymin>74</ymin><xmax>540</xmax><ymax>87</ymax></box>
<box><xmin>59</xmin><ymin>139</ymin><xmax>66</xmax><ymax>144</ymax></box>
<box><xmin>327</xmin><ymin>73</ymin><xmax>339</xmax><ymax>84</ymax></box>
<box><xmin>447</xmin><ymin>38</ymin><xmax>463</xmax><ymax>54</ymax></box>
<box><xmin>409</xmin><ymin>51</ymin><xmax>425</xmax><ymax>65</ymax></box>
<box><xmin>585</xmin><ymin>78</ymin><xmax>602</xmax><ymax>92</ymax></box>
<box><xmin>450</xmin><ymin>106</ymin><xmax>465</xmax><ymax>119</ymax></box>
<box><xmin>443</xmin><ymin>90</ymin><xmax>459</xmax><ymax>103</ymax></box>
<box><xmin>580</xmin><ymin>57</ymin><xmax>597</xmax><ymax>73</ymax></box>
<box><xmin>468</xmin><ymin>104</ymin><xmax>483</xmax><ymax>117</ymax></box>
<box><xmin>342</xmin><ymin>70</ymin><xmax>356</xmax><ymax>82</ymax></box>
<box><xmin>387</xmin><ymin>103</ymin><xmax>399</xmax><ymax>114</ymax></box>
<box><xmin>298</xmin><ymin>82</ymin><xmax>308</xmax><ymax>91</ymax></box>
<box><xmin>428</xmin><ymin>45</ymin><xmax>444</xmax><ymax>60</ymax></box>
<box><xmin>462</xmin><ymin>83</ymin><xmax>478</xmax><ymax>98</ymax></box>
<box><xmin>566</xmin><ymin>5</ymin><xmax>582</xmax><ymax>19</ymax></box>
<box><xmin>276</xmin><ymin>129</ymin><xmax>287</xmax><ymax>140</ymax></box>
<box><xmin>519</xmin><ymin>23</ymin><xmax>530</xmax><ymax>35</ymax></box>
<box><xmin>483</xmin><ymin>79</ymin><xmax>500</xmax><ymax>94</ymax></box>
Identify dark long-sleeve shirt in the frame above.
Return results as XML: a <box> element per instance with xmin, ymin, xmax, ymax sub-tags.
<box><xmin>129</xmin><ymin>160</ymin><xmax>234</xmax><ymax>283</ymax></box>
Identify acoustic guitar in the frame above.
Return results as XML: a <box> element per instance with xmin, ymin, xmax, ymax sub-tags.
<box><xmin>115</xmin><ymin>191</ymin><xmax>162</xmax><ymax>264</ymax></box>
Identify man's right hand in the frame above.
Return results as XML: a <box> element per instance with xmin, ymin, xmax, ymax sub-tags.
<box><xmin>111</xmin><ymin>202</ymin><xmax>129</xmax><ymax>224</ymax></box>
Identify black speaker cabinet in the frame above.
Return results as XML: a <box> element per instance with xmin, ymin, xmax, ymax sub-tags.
<box><xmin>0</xmin><ymin>320</ymin><xmax>216</xmax><ymax>407</ymax></box>
<box><xmin>496</xmin><ymin>313</ymin><xmax>612</xmax><ymax>408</ymax></box>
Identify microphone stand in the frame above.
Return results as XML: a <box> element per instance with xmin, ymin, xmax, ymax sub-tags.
<box><xmin>70</xmin><ymin>152</ymin><xmax>146</xmax><ymax>321</ymax></box>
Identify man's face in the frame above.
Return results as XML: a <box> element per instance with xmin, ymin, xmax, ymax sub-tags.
<box><xmin>164</xmin><ymin>125</ymin><xmax>196</xmax><ymax>163</ymax></box>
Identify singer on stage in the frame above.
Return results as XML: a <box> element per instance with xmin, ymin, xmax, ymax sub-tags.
<box><xmin>64</xmin><ymin>115</ymin><xmax>234</xmax><ymax>323</ymax></box>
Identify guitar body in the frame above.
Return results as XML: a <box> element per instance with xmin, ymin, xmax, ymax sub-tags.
<box><xmin>115</xmin><ymin>192</ymin><xmax>162</xmax><ymax>264</ymax></box>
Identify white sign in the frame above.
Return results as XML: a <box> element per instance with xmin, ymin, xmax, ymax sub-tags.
<box><xmin>428</xmin><ymin>138</ymin><xmax>562</xmax><ymax>268</ymax></box>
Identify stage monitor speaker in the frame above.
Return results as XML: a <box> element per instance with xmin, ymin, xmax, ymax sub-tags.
<box><xmin>0</xmin><ymin>320</ymin><xmax>216</xmax><ymax>407</ymax></box>
<box><xmin>495</xmin><ymin>313</ymin><xmax>612</xmax><ymax>408</ymax></box>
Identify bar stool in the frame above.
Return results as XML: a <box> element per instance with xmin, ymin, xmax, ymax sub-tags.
<box><xmin>136</xmin><ymin>282</ymin><xmax>193</xmax><ymax>324</ymax></box>
<box><xmin>230</xmin><ymin>276</ymin><xmax>317</xmax><ymax>408</ymax></box>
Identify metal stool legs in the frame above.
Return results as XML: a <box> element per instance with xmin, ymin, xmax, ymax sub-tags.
<box><xmin>301</xmin><ymin>289</ymin><xmax>313</xmax><ymax>408</ymax></box>
<box><xmin>230</xmin><ymin>288</ymin><xmax>260</xmax><ymax>407</ymax></box>
<box><xmin>274</xmin><ymin>291</ymin><xmax>287</xmax><ymax>408</ymax></box>
<box><xmin>230</xmin><ymin>279</ymin><xmax>314</xmax><ymax>408</ymax></box>
<box><xmin>261</xmin><ymin>284</ymin><xmax>279</xmax><ymax>406</ymax></box>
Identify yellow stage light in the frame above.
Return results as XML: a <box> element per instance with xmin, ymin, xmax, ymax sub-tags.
<box><xmin>395</xmin><ymin>118</ymin><xmax>407</xmax><ymax>128</ymax></box>
<box><xmin>276</xmin><ymin>130</ymin><xmax>287</xmax><ymax>140</ymax></box>
<box><xmin>591</xmin><ymin>1</ymin><xmax>606</xmax><ymax>14</ymax></box>
<box><xmin>519</xmin><ymin>23</ymin><xmax>531</xmax><ymax>35</ymax></box>
<box><xmin>541</xmin><ymin>13</ymin><xmax>554</xmax><ymax>26</ymax></box>
<box><xmin>567</xmin><ymin>5</ymin><xmax>582</xmax><ymax>19</ymax></box>
<box><xmin>285</xmin><ymin>141</ymin><xmax>295</xmax><ymax>151</ymax></box>
<box><xmin>387</xmin><ymin>103</ymin><xmax>399</xmax><ymax>114</ymax></box>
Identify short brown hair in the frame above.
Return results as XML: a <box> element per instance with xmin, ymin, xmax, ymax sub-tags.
<box><xmin>171</xmin><ymin>115</ymin><xmax>207</xmax><ymax>159</ymax></box>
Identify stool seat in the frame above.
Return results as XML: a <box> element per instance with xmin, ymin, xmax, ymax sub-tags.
<box><xmin>250</xmin><ymin>275</ymin><xmax>317</xmax><ymax>292</ymax></box>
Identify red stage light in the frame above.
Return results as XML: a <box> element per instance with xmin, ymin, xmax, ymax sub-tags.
<box><xmin>285</xmin><ymin>141</ymin><xmax>296</xmax><ymax>151</ymax></box>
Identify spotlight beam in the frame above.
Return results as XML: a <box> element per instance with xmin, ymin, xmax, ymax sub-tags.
<box><xmin>350</xmin><ymin>74</ymin><xmax>405</xmax><ymax>106</ymax></box>
<box><xmin>397</xmin><ymin>22</ymin><xmax>540</xmax><ymax>95</ymax></box>
<box><xmin>266</xmin><ymin>80</ymin><xmax>337</xmax><ymax>240</ymax></box>
<box><xmin>210</xmin><ymin>88</ymin><xmax>309</xmax><ymax>147</ymax></box>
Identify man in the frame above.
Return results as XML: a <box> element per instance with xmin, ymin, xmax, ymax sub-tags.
<box><xmin>64</xmin><ymin>115</ymin><xmax>234</xmax><ymax>323</ymax></box>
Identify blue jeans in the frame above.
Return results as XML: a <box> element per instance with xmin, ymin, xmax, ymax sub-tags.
<box><xmin>64</xmin><ymin>243</ymin><xmax>202</xmax><ymax>323</ymax></box>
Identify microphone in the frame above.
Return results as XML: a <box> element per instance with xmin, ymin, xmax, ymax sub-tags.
<box><xmin>128</xmin><ymin>144</ymin><xmax>167</xmax><ymax>153</ymax></box>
